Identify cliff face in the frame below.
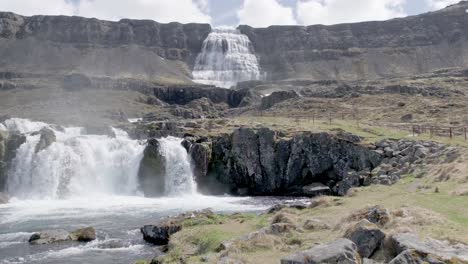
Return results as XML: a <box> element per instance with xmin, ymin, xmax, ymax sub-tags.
<box><xmin>184</xmin><ymin>128</ymin><xmax>383</xmax><ymax>196</ymax></box>
<box><xmin>0</xmin><ymin>12</ymin><xmax>211</xmax><ymax>81</ymax></box>
<box><xmin>239</xmin><ymin>1</ymin><xmax>468</xmax><ymax>81</ymax></box>
<box><xmin>0</xmin><ymin>2</ymin><xmax>467</xmax><ymax>84</ymax></box>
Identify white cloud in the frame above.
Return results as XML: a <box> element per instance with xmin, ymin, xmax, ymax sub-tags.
<box><xmin>0</xmin><ymin>0</ymin><xmax>211</xmax><ymax>24</ymax></box>
<box><xmin>0</xmin><ymin>0</ymin><xmax>75</xmax><ymax>16</ymax></box>
<box><xmin>76</xmin><ymin>0</ymin><xmax>211</xmax><ymax>23</ymax></box>
<box><xmin>237</xmin><ymin>0</ymin><xmax>297</xmax><ymax>27</ymax></box>
<box><xmin>426</xmin><ymin>0</ymin><xmax>460</xmax><ymax>10</ymax></box>
<box><xmin>296</xmin><ymin>0</ymin><xmax>407</xmax><ymax>26</ymax></box>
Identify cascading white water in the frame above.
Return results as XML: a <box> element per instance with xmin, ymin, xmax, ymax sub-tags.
<box><xmin>192</xmin><ymin>27</ymin><xmax>263</xmax><ymax>88</ymax></box>
<box><xmin>157</xmin><ymin>136</ymin><xmax>196</xmax><ymax>196</ymax></box>
<box><xmin>4</xmin><ymin>118</ymin><xmax>145</xmax><ymax>200</ymax></box>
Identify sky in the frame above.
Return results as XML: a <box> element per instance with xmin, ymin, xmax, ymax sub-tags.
<box><xmin>0</xmin><ymin>0</ymin><xmax>462</xmax><ymax>27</ymax></box>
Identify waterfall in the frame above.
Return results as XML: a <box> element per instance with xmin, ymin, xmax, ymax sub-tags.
<box><xmin>4</xmin><ymin>119</ymin><xmax>145</xmax><ymax>200</ymax></box>
<box><xmin>157</xmin><ymin>137</ymin><xmax>196</xmax><ymax>196</ymax></box>
<box><xmin>192</xmin><ymin>27</ymin><xmax>263</xmax><ymax>88</ymax></box>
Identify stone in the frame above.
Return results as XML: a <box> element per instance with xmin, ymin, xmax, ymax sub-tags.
<box><xmin>389</xmin><ymin>249</ymin><xmax>447</xmax><ymax>264</ymax></box>
<box><xmin>269</xmin><ymin>223</ymin><xmax>296</xmax><ymax>234</ymax></box>
<box><xmin>189</xmin><ymin>141</ymin><xmax>212</xmax><ymax>180</ymax></box>
<box><xmin>69</xmin><ymin>227</ymin><xmax>96</xmax><ymax>242</ymax></box>
<box><xmin>400</xmin><ymin>114</ymin><xmax>413</xmax><ymax>122</ymax></box>
<box><xmin>138</xmin><ymin>139</ymin><xmax>166</xmax><ymax>197</ymax></box>
<box><xmin>344</xmin><ymin>219</ymin><xmax>386</xmax><ymax>258</ymax></box>
<box><xmin>347</xmin><ymin>206</ymin><xmax>391</xmax><ymax>227</ymax></box>
<box><xmin>29</xmin><ymin>230</ymin><xmax>71</xmax><ymax>245</ymax></box>
<box><xmin>33</xmin><ymin>128</ymin><xmax>56</xmax><ymax>153</ymax></box>
<box><xmin>388</xmin><ymin>233</ymin><xmax>468</xmax><ymax>262</ymax></box>
<box><xmin>303</xmin><ymin>219</ymin><xmax>331</xmax><ymax>231</ymax></box>
<box><xmin>141</xmin><ymin>222</ymin><xmax>182</xmax><ymax>245</ymax></box>
<box><xmin>280</xmin><ymin>238</ymin><xmax>361</xmax><ymax>264</ymax></box>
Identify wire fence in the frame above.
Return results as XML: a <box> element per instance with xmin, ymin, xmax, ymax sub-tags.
<box><xmin>251</xmin><ymin>110</ymin><xmax>468</xmax><ymax>141</ymax></box>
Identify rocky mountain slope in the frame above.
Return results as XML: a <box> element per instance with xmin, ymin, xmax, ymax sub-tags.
<box><xmin>0</xmin><ymin>12</ymin><xmax>211</xmax><ymax>82</ymax></box>
<box><xmin>0</xmin><ymin>2</ymin><xmax>467</xmax><ymax>84</ymax></box>
<box><xmin>239</xmin><ymin>1</ymin><xmax>468</xmax><ymax>80</ymax></box>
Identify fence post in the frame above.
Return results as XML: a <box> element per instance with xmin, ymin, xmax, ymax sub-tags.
<box><xmin>328</xmin><ymin>113</ymin><xmax>332</xmax><ymax>125</ymax></box>
<box><xmin>449</xmin><ymin>127</ymin><xmax>453</xmax><ymax>139</ymax></box>
<box><xmin>412</xmin><ymin>126</ymin><xmax>415</xmax><ymax>137</ymax></box>
<box><xmin>465</xmin><ymin>127</ymin><xmax>467</xmax><ymax>141</ymax></box>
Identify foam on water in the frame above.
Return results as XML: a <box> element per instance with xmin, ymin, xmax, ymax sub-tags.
<box><xmin>193</xmin><ymin>27</ymin><xmax>263</xmax><ymax>88</ymax></box>
<box><xmin>4</xmin><ymin>119</ymin><xmax>145</xmax><ymax>200</ymax></box>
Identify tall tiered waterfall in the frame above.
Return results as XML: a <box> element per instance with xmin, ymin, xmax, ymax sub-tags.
<box><xmin>192</xmin><ymin>27</ymin><xmax>263</xmax><ymax>88</ymax></box>
<box><xmin>1</xmin><ymin>119</ymin><xmax>196</xmax><ymax>200</ymax></box>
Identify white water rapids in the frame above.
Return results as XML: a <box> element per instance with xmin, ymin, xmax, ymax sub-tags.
<box><xmin>0</xmin><ymin>118</ymin><xmax>277</xmax><ymax>264</ymax></box>
<box><xmin>4</xmin><ymin>118</ymin><xmax>144</xmax><ymax>200</ymax></box>
<box><xmin>192</xmin><ymin>27</ymin><xmax>263</xmax><ymax>88</ymax></box>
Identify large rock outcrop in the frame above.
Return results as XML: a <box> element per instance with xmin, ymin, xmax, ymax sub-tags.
<box><xmin>137</xmin><ymin>139</ymin><xmax>166</xmax><ymax>197</ymax></box>
<box><xmin>0</xmin><ymin>131</ymin><xmax>26</xmax><ymax>191</ymax></box>
<box><xmin>239</xmin><ymin>1</ymin><xmax>468</xmax><ymax>81</ymax></box>
<box><xmin>206</xmin><ymin>128</ymin><xmax>382</xmax><ymax>196</ymax></box>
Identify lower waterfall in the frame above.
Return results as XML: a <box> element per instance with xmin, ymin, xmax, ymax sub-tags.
<box><xmin>2</xmin><ymin>119</ymin><xmax>200</xmax><ymax>200</ymax></box>
<box><xmin>157</xmin><ymin>137</ymin><xmax>197</xmax><ymax>196</ymax></box>
<box><xmin>4</xmin><ymin>119</ymin><xmax>145</xmax><ymax>200</ymax></box>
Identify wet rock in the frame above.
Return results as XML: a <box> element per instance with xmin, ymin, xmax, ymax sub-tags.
<box><xmin>29</xmin><ymin>230</ymin><xmax>70</xmax><ymax>245</ymax></box>
<box><xmin>281</xmin><ymin>238</ymin><xmax>361</xmax><ymax>264</ymax></box>
<box><xmin>33</xmin><ymin>128</ymin><xmax>56</xmax><ymax>153</ymax></box>
<box><xmin>138</xmin><ymin>139</ymin><xmax>166</xmax><ymax>197</ymax></box>
<box><xmin>141</xmin><ymin>222</ymin><xmax>182</xmax><ymax>245</ymax></box>
<box><xmin>4</xmin><ymin>133</ymin><xmax>26</xmax><ymax>162</ymax></box>
<box><xmin>69</xmin><ymin>227</ymin><xmax>96</xmax><ymax>242</ymax></box>
<box><xmin>344</xmin><ymin>219</ymin><xmax>386</xmax><ymax>258</ymax></box>
<box><xmin>189</xmin><ymin>141</ymin><xmax>212</xmax><ymax>180</ymax></box>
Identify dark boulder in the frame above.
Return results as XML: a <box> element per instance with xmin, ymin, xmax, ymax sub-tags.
<box><xmin>32</xmin><ymin>128</ymin><xmax>56</xmax><ymax>153</ymax></box>
<box><xmin>281</xmin><ymin>238</ymin><xmax>361</xmax><ymax>264</ymax></box>
<box><xmin>141</xmin><ymin>222</ymin><xmax>182</xmax><ymax>245</ymax></box>
<box><xmin>344</xmin><ymin>219</ymin><xmax>386</xmax><ymax>258</ymax></box>
<box><xmin>188</xmin><ymin>141</ymin><xmax>212</xmax><ymax>180</ymax></box>
<box><xmin>69</xmin><ymin>227</ymin><xmax>96</xmax><ymax>242</ymax></box>
<box><xmin>138</xmin><ymin>139</ymin><xmax>166</xmax><ymax>197</ymax></box>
